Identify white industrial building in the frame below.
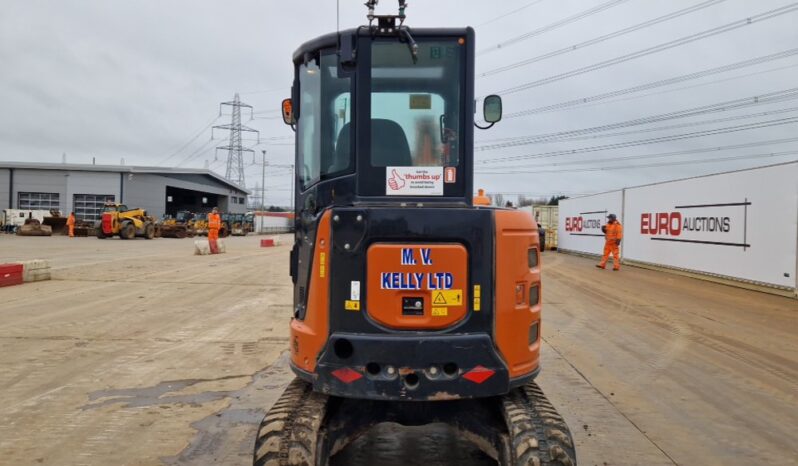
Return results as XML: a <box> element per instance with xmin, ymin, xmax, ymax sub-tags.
<box><xmin>0</xmin><ymin>162</ymin><xmax>249</xmax><ymax>221</ymax></box>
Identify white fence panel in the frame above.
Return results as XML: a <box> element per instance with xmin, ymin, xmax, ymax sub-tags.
<box><xmin>623</xmin><ymin>163</ymin><xmax>798</xmax><ymax>289</ymax></box>
<box><xmin>557</xmin><ymin>191</ymin><xmax>623</xmax><ymax>256</ymax></box>
<box><xmin>254</xmin><ymin>214</ymin><xmax>293</xmax><ymax>233</ymax></box>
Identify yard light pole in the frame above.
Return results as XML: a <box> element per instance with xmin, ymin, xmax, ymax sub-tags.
<box><xmin>261</xmin><ymin>149</ymin><xmax>267</xmax><ymax>234</ymax></box>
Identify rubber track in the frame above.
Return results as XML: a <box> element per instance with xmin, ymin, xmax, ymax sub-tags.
<box><xmin>502</xmin><ymin>382</ymin><xmax>577</xmax><ymax>466</ymax></box>
<box><xmin>254</xmin><ymin>378</ymin><xmax>328</xmax><ymax>466</ymax></box>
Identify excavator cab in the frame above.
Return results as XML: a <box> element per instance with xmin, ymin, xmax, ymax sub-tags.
<box><xmin>255</xmin><ymin>3</ymin><xmax>575</xmax><ymax>465</ymax></box>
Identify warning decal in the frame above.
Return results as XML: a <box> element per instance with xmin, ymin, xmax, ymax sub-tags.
<box><xmin>444</xmin><ymin>167</ymin><xmax>456</xmax><ymax>184</ymax></box>
<box><xmin>431</xmin><ymin>290</ymin><xmax>462</xmax><ymax>307</ymax></box>
<box><xmin>345</xmin><ymin>300</ymin><xmax>360</xmax><ymax>311</ymax></box>
<box><xmin>386</xmin><ymin>166</ymin><xmax>443</xmax><ymax>196</ymax></box>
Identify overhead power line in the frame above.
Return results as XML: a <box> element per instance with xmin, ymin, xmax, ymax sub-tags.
<box><xmin>477</xmin><ymin>136</ymin><xmax>798</xmax><ymax>170</ymax></box>
<box><xmin>479</xmin><ymin>106</ymin><xmax>798</xmax><ymax>150</ymax></box>
<box><xmin>477</xmin><ymin>117</ymin><xmax>798</xmax><ymax>164</ymax></box>
<box><xmin>478</xmin><ymin>0</ymin><xmax>632</xmax><ymax>55</ymax></box>
<box><xmin>156</xmin><ymin>114</ymin><xmax>221</xmax><ymax>166</ymax></box>
<box><xmin>479</xmin><ymin>0</ymin><xmax>726</xmax><ymax>78</ymax></box>
<box><xmin>175</xmin><ymin>137</ymin><xmax>222</xmax><ymax>168</ymax></box>
<box><xmin>477</xmin><ymin>190</ymin><xmax>596</xmax><ymax>197</ymax></box>
<box><xmin>239</xmin><ymin>87</ymin><xmax>289</xmax><ymax>95</ymax></box>
<box><xmin>529</xmin><ymin>106</ymin><xmax>798</xmax><ymax>146</ymax></box>
<box><xmin>476</xmin><ymin>151</ymin><xmax>798</xmax><ymax>174</ymax></box>
<box><xmin>477</xmin><ymin>88</ymin><xmax>798</xmax><ymax>149</ymax></box>
<box><xmin>491</xmin><ymin>3</ymin><xmax>798</xmax><ymax>96</ymax></box>
<box><xmin>476</xmin><ymin>0</ymin><xmax>548</xmax><ymax>28</ymax></box>
<box><xmin>534</xmin><ymin>63</ymin><xmax>798</xmax><ymax>117</ymax></box>
<box><xmin>502</xmin><ymin>48</ymin><xmax>798</xmax><ymax>118</ymax></box>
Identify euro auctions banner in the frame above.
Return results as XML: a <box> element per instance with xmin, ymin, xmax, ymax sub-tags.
<box><xmin>557</xmin><ymin>191</ymin><xmax>623</xmax><ymax>256</ymax></box>
<box><xmin>623</xmin><ymin>162</ymin><xmax>798</xmax><ymax>288</ymax></box>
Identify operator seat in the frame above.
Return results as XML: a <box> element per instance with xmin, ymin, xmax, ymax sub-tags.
<box><xmin>329</xmin><ymin>119</ymin><xmax>412</xmax><ymax>172</ymax></box>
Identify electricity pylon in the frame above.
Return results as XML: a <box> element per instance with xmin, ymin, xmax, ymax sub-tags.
<box><xmin>212</xmin><ymin>93</ymin><xmax>259</xmax><ymax>187</ymax></box>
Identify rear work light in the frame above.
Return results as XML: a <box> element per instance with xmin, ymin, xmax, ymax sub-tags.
<box><xmin>529</xmin><ymin>284</ymin><xmax>540</xmax><ymax>306</ymax></box>
<box><xmin>529</xmin><ymin>321</ymin><xmax>540</xmax><ymax>345</ymax></box>
<box><xmin>528</xmin><ymin>247</ymin><xmax>539</xmax><ymax>268</ymax></box>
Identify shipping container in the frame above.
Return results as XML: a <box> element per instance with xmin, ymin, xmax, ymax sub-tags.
<box><xmin>524</xmin><ymin>205</ymin><xmax>559</xmax><ymax>250</ymax></box>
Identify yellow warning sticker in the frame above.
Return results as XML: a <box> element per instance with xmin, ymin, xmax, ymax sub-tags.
<box><xmin>431</xmin><ymin>307</ymin><xmax>448</xmax><ymax>317</ymax></box>
<box><xmin>474</xmin><ymin>297</ymin><xmax>481</xmax><ymax>311</ymax></box>
<box><xmin>345</xmin><ymin>300</ymin><xmax>360</xmax><ymax>311</ymax></box>
<box><xmin>319</xmin><ymin>252</ymin><xmax>326</xmax><ymax>278</ymax></box>
<box><xmin>473</xmin><ymin>284</ymin><xmax>481</xmax><ymax>298</ymax></box>
<box><xmin>431</xmin><ymin>289</ymin><xmax>462</xmax><ymax>307</ymax></box>
<box><xmin>409</xmin><ymin>94</ymin><xmax>432</xmax><ymax>109</ymax></box>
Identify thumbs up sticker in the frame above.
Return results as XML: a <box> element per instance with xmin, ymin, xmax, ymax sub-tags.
<box><xmin>385</xmin><ymin>167</ymin><xmax>444</xmax><ymax>196</ymax></box>
<box><xmin>388</xmin><ymin>169</ymin><xmax>406</xmax><ymax>191</ymax></box>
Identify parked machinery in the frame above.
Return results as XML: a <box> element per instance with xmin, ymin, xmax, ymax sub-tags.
<box><xmin>42</xmin><ymin>210</ymin><xmax>68</xmax><ymax>235</ymax></box>
<box><xmin>16</xmin><ymin>218</ymin><xmax>52</xmax><ymax>236</ymax></box>
<box><xmin>227</xmin><ymin>213</ymin><xmax>253</xmax><ymax>236</ymax></box>
<box><xmin>95</xmin><ymin>203</ymin><xmax>157</xmax><ymax>240</ymax></box>
<box><xmin>159</xmin><ymin>211</ymin><xmax>197</xmax><ymax>239</ymax></box>
<box><xmin>193</xmin><ymin>213</ymin><xmax>208</xmax><ymax>236</ymax></box>
<box><xmin>2</xmin><ymin>209</ymin><xmax>52</xmax><ymax>234</ymax></box>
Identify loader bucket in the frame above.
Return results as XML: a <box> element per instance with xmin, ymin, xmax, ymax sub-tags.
<box><xmin>42</xmin><ymin>216</ymin><xmax>68</xmax><ymax>235</ymax></box>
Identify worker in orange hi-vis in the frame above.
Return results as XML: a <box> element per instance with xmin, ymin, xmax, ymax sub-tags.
<box><xmin>473</xmin><ymin>188</ymin><xmax>491</xmax><ymax>206</ymax></box>
<box><xmin>596</xmin><ymin>213</ymin><xmax>623</xmax><ymax>271</ymax></box>
<box><xmin>66</xmin><ymin>212</ymin><xmax>76</xmax><ymax>238</ymax></box>
<box><xmin>207</xmin><ymin>207</ymin><xmax>221</xmax><ymax>242</ymax></box>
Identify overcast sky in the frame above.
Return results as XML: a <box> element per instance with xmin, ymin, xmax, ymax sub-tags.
<box><xmin>1</xmin><ymin>0</ymin><xmax>796</xmax><ymax>206</ymax></box>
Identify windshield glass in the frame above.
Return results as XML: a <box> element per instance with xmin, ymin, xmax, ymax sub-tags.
<box><xmin>370</xmin><ymin>40</ymin><xmax>462</xmax><ymax>168</ymax></box>
<box><xmin>297</xmin><ymin>52</ymin><xmax>352</xmax><ymax>189</ymax></box>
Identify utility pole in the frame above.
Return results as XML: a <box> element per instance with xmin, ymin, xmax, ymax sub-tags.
<box><xmin>212</xmin><ymin>93</ymin><xmax>259</xmax><ymax>188</ymax></box>
<box><xmin>261</xmin><ymin>150</ymin><xmax>267</xmax><ymax>212</ymax></box>
<box><xmin>251</xmin><ymin>151</ymin><xmax>292</xmax><ymax>233</ymax></box>
<box><xmin>261</xmin><ymin>150</ymin><xmax>267</xmax><ymax>234</ymax></box>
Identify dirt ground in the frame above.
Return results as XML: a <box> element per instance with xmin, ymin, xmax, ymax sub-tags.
<box><xmin>0</xmin><ymin>235</ymin><xmax>796</xmax><ymax>466</ymax></box>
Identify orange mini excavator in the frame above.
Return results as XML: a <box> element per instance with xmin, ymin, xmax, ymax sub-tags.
<box><xmin>254</xmin><ymin>2</ymin><xmax>576</xmax><ymax>465</ymax></box>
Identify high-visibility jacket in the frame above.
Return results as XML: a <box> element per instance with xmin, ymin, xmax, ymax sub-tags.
<box><xmin>604</xmin><ymin>221</ymin><xmax>623</xmax><ymax>241</ymax></box>
<box><xmin>208</xmin><ymin>213</ymin><xmax>221</xmax><ymax>229</ymax></box>
<box><xmin>66</xmin><ymin>214</ymin><xmax>76</xmax><ymax>226</ymax></box>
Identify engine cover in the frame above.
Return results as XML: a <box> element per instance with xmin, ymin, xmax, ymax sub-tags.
<box><xmin>366</xmin><ymin>243</ymin><xmax>468</xmax><ymax>330</ymax></box>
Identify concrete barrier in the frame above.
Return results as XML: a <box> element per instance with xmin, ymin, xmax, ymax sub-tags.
<box><xmin>260</xmin><ymin>237</ymin><xmax>280</xmax><ymax>247</ymax></box>
<box><xmin>20</xmin><ymin>260</ymin><xmax>51</xmax><ymax>282</ymax></box>
<box><xmin>0</xmin><ymin>260</ymin><xmax>51</xmax><ymax>286</ymax></box>
<box><xmin>194</xmin><ymin>239</ymin><xmax>226</xmax><ymax>255</ymax></box>
<box><xmin>0</xmin><ymin>264</ymin><xmax>23</xmax><ymax>287</ymax></box>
